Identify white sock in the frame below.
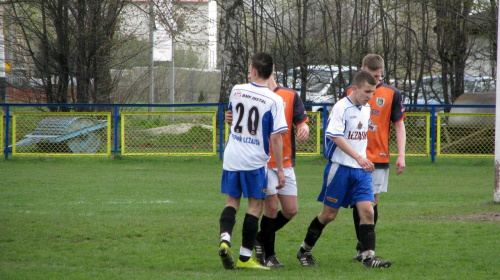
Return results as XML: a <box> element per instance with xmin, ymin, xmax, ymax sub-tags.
<box><xmin>301</xmin><ymin>242</ymin><xmax>313</xmax><ymax>252</ymax></box>
<box><xmin>220</xmin><ymin>232</ymin><xmax>231</xmax><ymax>244</ymax></box>
<box><xmin>239</xmin><ymin>246</ymin><xmax>252</xmax><ymax>258</ymax></box>
<box><xmin>362</xmin><ymin>250</ymin><xmax>375</xmax><ymax>260</ymax></box>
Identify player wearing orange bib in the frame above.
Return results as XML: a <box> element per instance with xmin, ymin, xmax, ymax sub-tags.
<box><xmin>225</xmin><ymin>73</ymin><xmax>309</xmax><ymax>268</ymax></box>
<box><xmin>344</xmin><ymin>54</ymin><xmax>406</xmax><ymax>261</ymax></box>
<box><xmin>256</xmin><ymin>76</ymin><xmax>309</xmax><ymax>268</ymax></box>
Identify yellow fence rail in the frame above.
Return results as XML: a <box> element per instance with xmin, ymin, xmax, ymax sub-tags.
<box><xmin>121</xmin><ymin>111</ymin><xmax>217</xmax><ymax>156</ymax></box>
<box><xmin>12</xmin><ymin>112</ymin><xmax>111</xmax><ymax>156</ymax></box>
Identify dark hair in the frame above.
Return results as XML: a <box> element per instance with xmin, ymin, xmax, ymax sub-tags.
<box><xmin>250</xmin><ymin>52</ymin><xmax>273</xmax><ymax>79</ymax></box>
<box><xmin>353</xmin><ymin>70</ymin><xmax>377</xmax><ymax>87</ymax></box>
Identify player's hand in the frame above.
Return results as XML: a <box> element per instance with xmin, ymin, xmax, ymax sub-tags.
<box><xmin>276</xmin><ymin>168</ymin><xmax>286</xmax><ymax>189</ymax></box>
<box><xmin>225</xmin><ymin>110</ymin><xmax>233</xmax><ymax>124</ymax></box>
<box><xmin>357</xmin><ymin>157</ymin><xmax>375</xmax><ymax>173</ymax></box>
<box><xmin>296</xmin><ymin>123</ymin><xmax>309</xmax><ymax>142</ymax></box>
<box><xmin>395</xmin><ymin>156</ymin><xmax>405</xmax><ymax>175</ymax></box>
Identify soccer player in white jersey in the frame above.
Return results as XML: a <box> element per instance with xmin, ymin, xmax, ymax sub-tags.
<box><xmin>218</xmin><ymin>52</ymin><xmax>288</xmax><ymax>270</ymax></box>
<box><xmin>296</xmin><ymin>70</ymin><xmax>392</xmax><ymax>269</ymax></box>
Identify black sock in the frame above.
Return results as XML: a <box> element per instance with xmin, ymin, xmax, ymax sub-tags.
<box><xmin>241</xmin><ymin>213</ymin><xmax>259</xmax><ymax>256</ymax></box>
<box><xmin>374</xmin><ymin>204</ymin><xmax>378</xmax><ymax>226</ymax></box>
<box><xmin>359</xmin><ymin>224</ymin><xmax>376</xmax><ymax>253</ymax></box>
<box><xmin>302</xmin><ymin>216</ymin><xmax>326</xmax><ymax>252</ymax></box>
<box><xmin>263</xmin><ymin>211</ymin><xmax>290</xmax><ymax>256</ymax></box>
<box><xmin>273</xmin><ymin>211</ymin><xmax>291</xmax><ymax>232</ymax></box>
<box><xmin>219</xmin><ymin>206</ymin><xmax>236</xmax><ymax>242</ymax></box>
<box><xmin>257</xmin><ymin>215</ymin><xmax>275</xmax><ymax>256</ymax></box>
<box><xmin>239</xmin><ymin>255</ymin><xmax>251</xmax><ymax>262</ymax></box>
<box><xmin>352</xmin><ymin>205</ymin><xmax>361</xmax><ymax>249</ymax></box>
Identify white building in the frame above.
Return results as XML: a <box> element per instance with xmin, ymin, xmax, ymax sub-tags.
<box><xmin>121</xmin><ymin>0</ymin><xmax>217</xmax><ymax>70</ymax></box>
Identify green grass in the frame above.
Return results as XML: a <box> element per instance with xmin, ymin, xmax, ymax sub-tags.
<box><xmin>0</xmin><ymin>156</ymin><xmax>498</xmax><ymax>279</ymax></box>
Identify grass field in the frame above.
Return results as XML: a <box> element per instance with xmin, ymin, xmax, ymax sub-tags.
<box><xmin>0</xmin><ymin>156</ymin><xmax>498</xmax><ymax>279</ymax></box>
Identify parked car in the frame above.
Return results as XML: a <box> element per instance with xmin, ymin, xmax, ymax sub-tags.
<box><xmin>405</xmin><ymin>75</ymin><xmax>496</xmax><ymax>107</ymax></box>
<box><xmin>279</xmin><ymin>65</ymin><xmax>358</xmax><ymax>112</ymax></box>
<box><xmin>468</xmin><ymin>76</ymin><xmax>496</xmax><ymax>93</ymax></box>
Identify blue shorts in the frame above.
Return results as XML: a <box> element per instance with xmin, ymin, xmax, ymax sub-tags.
<box><xmin>317</xmin><ymin>161</ymin><xmax>374</xmax><ymax>209</ymax></box>
<box><xmin>221</xmin><ymin>167</ymin><xmax>267</xmax><ymax>199</ymax></box>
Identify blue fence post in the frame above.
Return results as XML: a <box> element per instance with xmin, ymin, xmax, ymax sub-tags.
<box><xmin>430</xmin><ymin>106</ymin><xmax>436</xmax><ymax>163</ymax></box>
<box><xmin>113</xmin><ymin>106</ymin><xmax>120</xmax><ymax>154</ymax></box>
<box><xmin>4</xmin><ymin>105</ymin><xmax>9</xmax><ymax>160</ymax></box>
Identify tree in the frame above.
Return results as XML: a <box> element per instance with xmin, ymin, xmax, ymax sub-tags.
<box><xmin>217</xmin><ymin>0</ymin><xmax>247</xmax><ymax>105</ymax></box>
<box><xmin>433</xmin><ymin>0</ymin><xmax>473</xmax><ymax>104</ymax></box>
<box><xmin>4</xmin><ymin>0</ymin><xmax>127</xmax><ymax>110</ymax></box>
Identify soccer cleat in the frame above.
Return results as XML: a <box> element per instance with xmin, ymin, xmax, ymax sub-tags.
<box><xmin>264</xmin><ymin>255</ymin><xmax>285</xmax><ymax>268</ymax></box>
<box><xmin>254</xmin><ymin>240</ymin><xmax>266</xmax><ymax>265</ymax></box>
<box><xmin>218</xmin><ymin>242</ymin><xmax>235</xmax><ymax>270</ymax></box>
<box><xmin>353</xmin><ymin>250</ymin><xmax>362</xmax><ymax>262</ymax></box>
<box><xmin>297</xmin><ymin>250</ymin><xmax>317</xmax><ymax>267</ymax></box>
<box><xmin>235</xmin><ymin>257</ymin><xmax>271</xmax><ymax>270</ymax></box>
<box><xmin>353</xmin><ymin>242</ymin><xmax>362</xmax><ymax>261</ymax></box>
<box><xmin>362</xmin><ymin>257</ymin><xmax>392</xmax><ymax>268</ymax></box>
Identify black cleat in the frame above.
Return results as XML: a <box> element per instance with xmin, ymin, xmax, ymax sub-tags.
<box><xmin>362</xmin><ymin>257</ymin><xmax>392</xmax><ymax>268</ymax></box>
<box><xmin>353</xmin><ymin>250</ymin><xmax>362</xmax><ymax>262</ymax></box>
<box><xmin>297</xmin><ymin>250</ymin><xmax>317</xmax><ymax>267</ymax></box>
<box><xmin>254</xmin><ymin>240</ymin><xmax>266</xmax><ymax>265</ymax></box>
<box><xmin>264</xmin><ymin>255</ymin><xmax>285</xmax><ymax>268</ymax></box>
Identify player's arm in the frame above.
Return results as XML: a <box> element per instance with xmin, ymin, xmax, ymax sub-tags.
<box><xmin>225</xmin><ymin>110</ymin><xmax>232</xmax><ymax>124</ymax></box>
<box><xmin>295</xmin><ymin>122</ymin><xmax>309</xmax><ymax>142</ymax></box>
<box><xmin>394</xmin><ymin>120</ymin><xmax>406</xmax><ymax>175</ymax></box>
<box><xmin>391</xmin><ymin>90</ymin><xmax>406</xmax><ymax>175</ymax></box>
<box><xmin>332</xmin><ymin>136</ymin><xmax>374</xmax><ymax>173</ymax></box>
<box><xmin>270</xmin><ymin>132</ymin><xmax>286</xmax><ymax>188</ymax></box>
<box><xmin>292</xmin><ymin>91</ymin><xmax>310</xmax><ymax>142</ymax></box>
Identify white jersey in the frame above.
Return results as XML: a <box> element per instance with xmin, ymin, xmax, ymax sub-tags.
<box><xmin>223</xmin><ymin>82</ymin><xmax>288</xmax><ymax>171</ymax></box>
<box><xmin>324</xmin><ymin>96</ymin><xmax>371</xmax><ymax>168</ymax></box>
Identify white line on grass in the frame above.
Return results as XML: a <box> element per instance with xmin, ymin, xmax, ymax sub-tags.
<box><xmin>104</xmin><ymin>200</ymin><xmax>172</xmax><ymax>204</ymax></box>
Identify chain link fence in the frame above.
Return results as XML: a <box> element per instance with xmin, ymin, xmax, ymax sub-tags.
<box><xmin>11</xmin><ymin>112</ymin><xmax>111</xmax><ymax>156</ymax></box>
<box><xmin>1</xmin><ymin>104</ymin><xmax>495</xmax><ymax>160</ymax></box>
<box><xmin>390</xmin><ymin>113</ymin><xmax>431</xmax><ymax>156</ymax></box>
<box><xmin>121</xmin><ymin>112</ymin><xmax>216</xmax><ymax>156</ymax></box>
<box><xmin>437</xmin><ymin>113</ymin><xmax>494</xmax><ymax>157</ymax></box>
<box><xmin>296</xmin><ymin>112</ymin><xmax>321</xmax><ymax>155</ymax></box>
<box><xmin>224</xmin><ymin>111</ymin><xmax>321</xmax><ymax>156</ymax></box>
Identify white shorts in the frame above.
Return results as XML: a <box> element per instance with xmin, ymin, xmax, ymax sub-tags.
<box><xmin>267</xmin><ymin>167</ymin><xmax>297</xmax><ymax>196</ymax></box>
<box><xmin>372</xmin><ymin>168</ymin><xmax>389</xmax><ymax>194</ymax></box>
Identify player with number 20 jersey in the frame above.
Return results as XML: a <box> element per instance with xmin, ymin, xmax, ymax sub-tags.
<box><xmin>223</xmin><ymin>82</ymin><xmax>288</xmax><ymax>172</ymax></box>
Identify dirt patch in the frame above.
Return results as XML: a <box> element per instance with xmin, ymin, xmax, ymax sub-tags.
<box><xmin>447</xmin><ymin>212</ymin><xmax>500</xmax><ymax>222</ymax></box>
<box><xmin>143</xmin><ymin>123</ymin><xmax>213</xmax><ymax>135</ymax></box>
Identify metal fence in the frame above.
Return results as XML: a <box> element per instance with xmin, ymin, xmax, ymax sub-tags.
<box><xmin>12</xmin><ymin>112</ymin><xmax>111</xmax><ymax>156</ymax></box>
<box><xmin>121</xmin><ymin>111</ymin><xmax>217</xmax><ymax>156</ymax></box>
<box><xmin>437</xmin><ymin>113</ymin><xmax>494</xmax><ymax>157</ymax></box>
<box><xmin>389</xmin><ymin>112</ymin><xmax>431</xmax><ymax>157</ymax></box>
<box><xmin>0</xmin><ymin>103</ymin><xmax>495</xmax><ymax>161</ymax></box>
